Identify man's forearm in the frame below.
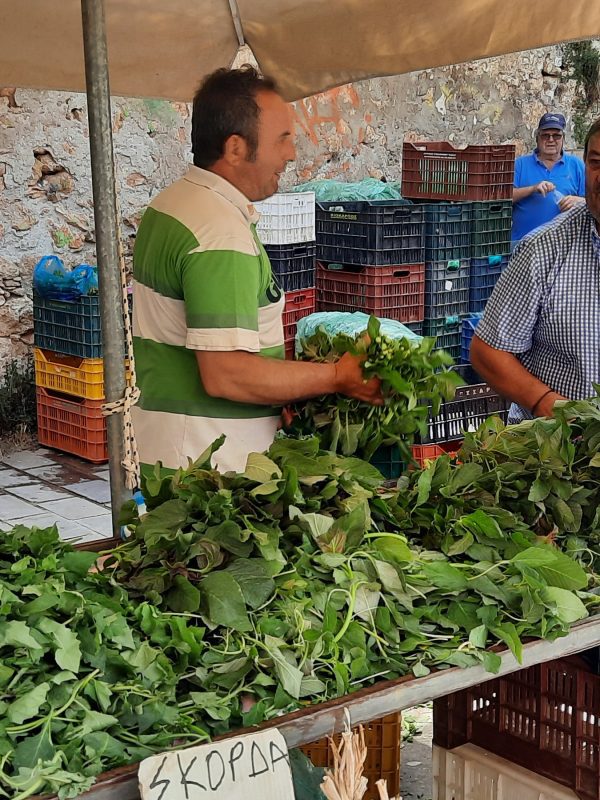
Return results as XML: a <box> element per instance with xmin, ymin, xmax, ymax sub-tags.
<box><xmin>470</xmin><ymin>335</ymin><xmax>563</xmax><ymax>415</ymax></box>
<box><xmin>513</xmin><ymin>186</ymin><xmax>536</xmax><ymax>202</ymax></box>
<box><xmin>196</xmin><ymin>350</ymin><xmax>381</xmax><ymax>406</ymax></box>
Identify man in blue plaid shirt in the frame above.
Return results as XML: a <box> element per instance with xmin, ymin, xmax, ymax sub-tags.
<box><xmin>471</xmin><ymin>118</ymin><xmax>600</xmax><ymax>423</ymax></box>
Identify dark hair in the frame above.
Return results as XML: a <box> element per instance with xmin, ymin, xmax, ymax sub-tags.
<box><xmin>584</xmin><ymin>117</ymin><xmax>600</xmax><ymax>159</ymax></box>
<box><xmin>191</xmin><ymin>66</ymin><xmax>278</xmax><ymax>169</ymax></box>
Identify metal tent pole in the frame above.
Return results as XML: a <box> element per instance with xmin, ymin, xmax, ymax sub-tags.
<box><xmin>81</xmin><ymin>0</ymin><xmax>130</xmax><ymax>535</ymax></box>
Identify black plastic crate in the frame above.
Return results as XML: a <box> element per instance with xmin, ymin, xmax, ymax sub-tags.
<box><xmin>264</xmin><ymin>242</ymin><xmax>316</xmax><ymax>292</ymax></box>
<box><xmin>420</xmin><ymin>382</ymin><xmax>509</xmax><ymax>443</ymax></box>
<box><xmin>422</xmin><ymin>315</ymin><xmax>465</xmax><ymax>361</ymax></box>
<box><xmin>468</xmin><ymin>255</ymin><xmax>508</xmax><ymax>313</ymax></box>
<box><xmin>425</xmin><ymin>258</ymin><xmax>470</xmax><ymax>319</ymax></box>
<box><xmin>34</xmin><ymin>293</ymin><xmax>103</xmax><ymax>358</ymax></box>
<box><xmin>316</xmin><ymin>201</ymin><xmax>425</xmax><ymax>266</ymax></box>
<box><xmin>471</xmin><ymin>200</ymin><xmax>512</xmax><ymax>258</ymax></box>
<box><xmin>423</xmin><ymin>201</ymin><xmax>472</xmax><ymax>261</ymax></box>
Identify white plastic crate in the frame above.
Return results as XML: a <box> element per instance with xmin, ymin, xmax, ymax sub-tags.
<box><xmin>433</xmin><ymin>744</ymin><xmax>579</xmax><ymax>800</ymax></box>
<box><xmin>255</xmin><ymin>191</ymin><xmax>315</xmax><ymax>245</ymax></box>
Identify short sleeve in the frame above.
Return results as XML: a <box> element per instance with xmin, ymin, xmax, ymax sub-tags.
<box><xmin>181</xmin><ymin>241</ymin><xmax>261</xmax><ymax>352</ymax></box>
<box><xmin>513</xmin><ymin>156</ymin><xmax>523</xmax><ymax>188</ymax></box>
<box><xmin>475</xmin><ymin>243</ymin><xmax>544</xmax><ymax>354</ymax></box>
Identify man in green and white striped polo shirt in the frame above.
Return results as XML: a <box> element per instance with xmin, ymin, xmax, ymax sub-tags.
<box><xmin>132</xmin><ymin>67</ymin><xmax>382</xmax><ymax>475</ymax></box>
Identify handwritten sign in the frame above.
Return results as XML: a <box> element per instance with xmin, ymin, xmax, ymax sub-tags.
<box><xmin>138</xmin><ymin>729</ymin><xmax>295</xmax><ymax>800</ymax></box>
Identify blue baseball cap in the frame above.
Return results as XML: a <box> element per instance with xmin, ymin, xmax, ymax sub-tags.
<box><xmin>538</xmin><ymin>112</ymin><xmax>566</xmax><ymax>131</ymax></box>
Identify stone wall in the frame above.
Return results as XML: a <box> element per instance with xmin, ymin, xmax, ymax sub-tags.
<box><xmin>0</xmin><ymin>43</ymin><xmax>589</xmax><ymax>368</ymax></box>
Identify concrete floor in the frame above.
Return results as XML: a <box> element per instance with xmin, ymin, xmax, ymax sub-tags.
<box><xmin>0</xmin><ymin>446</ymin><xmax>113</xmax><ymax>543</ymax></box>
<box><xmin>401</xmin><ymin>705</ymin><xmax>434</xmax><ymax>800</ymax></box>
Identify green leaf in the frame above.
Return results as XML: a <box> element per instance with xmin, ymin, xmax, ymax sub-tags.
<box><xmin>482</xmin><ymin>651</ymin><xmax>502</xmax><ymax>674</ymax></box>
<box><xmin>201</xmin><ymin>572</ymin><xmax>252</xmax><ymax>632</ymax></box>
<box><xmin>288</xmin><ymin>507</ymin><xmax>334</xmax><ymax>542</ymax></box>
<box><xmin>225</xmin><ymin>559</ymin><xmax>275</xmax><ymax>609</ymax></box>
<box><xmin>528</xmin><ymin>477</ymin><xmax>551</xmax><ymax>502</ymax></box>
<box><xmin>0</xmin><ymin>620</ymin><xmax>43</xmax><ymax>651</ymax></box>
<box><xmin>62</xmin><ymin>550</ymin><xmax>99</xmax><ymax>577</ymax></box>
<box><xmin>512</xmin><ymin>546</ymin><xmax>588</xmax><ymax>590</ymax></box>
<box><xmin>468</xmin><ymin>625</ymin><xmax>487</xmax><ymax>649</ymax></box>
<box><xmin>422</xmin><ymin>561</ymin><xmax>468</xmax><ymax>592</ymax></box>
<box><xmin>78</xmin><ymin>710</ymin><xmax>119</xmax><ymax>735</ymax></box>
<box><xmin>490</xmin><ymin>622</ymin><xmax>522</xmax><ymax>663</ymax></box>
<box><xmin>37</xmin><ymin>618</ymin><xmax>81</xmax><ymax>673</ymax></box>
<box><xmin>8</xmin><ymin>682</ymin><xmax>50</xmax><ymax>724</ymax></box>
<box><xmin>243</xmin><ymin>453</ymin><xmax>282</xmax><ymax>482</ymax></box>
<box><xmin>372</xmin><ymin>535</ymin><xmax>413</xmax><ymax>563</ymax></box>
<box><xmin>264</xmin><ymin>636</ymin><xmax>303</xmax><ymax>699</ymax></box>
<box><xmin>541</xmin><ymin>587</ymin><xmax>588</xmax><ymax>624</ymax></box>
<box><xmin>165</xmin><ymin>574</ymin><xmax>201</xmax><ymax>613</ymax></box>
<box><xmin>11</xmin><ymin>725</ymin><xmax>54</xmax><ymax>768</ymax></box>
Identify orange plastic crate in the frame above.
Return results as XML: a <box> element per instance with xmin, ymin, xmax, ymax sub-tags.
<box><xmin>316</xmin><ymin>261</ymin><xmax>425</xmax><ymax>324</ymax></box>
<box><xmin>300</xmin><ymin>713</ymin><xmax>401</xmax><ymax>800</ymax></box>
<box><xmin>283</xmin><ymin>288</ymin><xmax>316</xmax><ymax>359</ymax></box>
<box><xmin>412</xmin><ymin>441</ymin><xmax>462</xmax><ymax>467</ymax></box>
<box><xmin>401</xmin><ymin>141</ymin><xmax>516</xmax><ymax>202</ymax></box>
<box><xmin>36</xmin><ymin>387</ymin><xmax>107</xmax><ymax>463</ymax></box>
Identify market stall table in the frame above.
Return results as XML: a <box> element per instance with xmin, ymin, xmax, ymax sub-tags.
<box><xmin>38</xmin><ymin>614</ymin><xmax>600</xmax><ymax>800</ymax></box>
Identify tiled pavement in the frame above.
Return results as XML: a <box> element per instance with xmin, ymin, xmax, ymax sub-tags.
<box><xmin>0</xmin><ymin>447</ymin><xmax>114</xmax><ymax>543</ymax></box>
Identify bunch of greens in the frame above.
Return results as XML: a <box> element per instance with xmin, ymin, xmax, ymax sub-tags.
<box><xmin>288</xmin><ymin>316</ymin><xmax>462</xmax><ymax>461</ymax></box>
<box><xmin>0</xmin><ymin>527</ymin><xmax>213</xmax><ymax>800</ymax></box>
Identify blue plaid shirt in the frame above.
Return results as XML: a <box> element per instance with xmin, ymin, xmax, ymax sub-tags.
<box><xmin>476</xmin><ymin>204</ymin><xmax>600</xmax><ymax>422</ymax></box>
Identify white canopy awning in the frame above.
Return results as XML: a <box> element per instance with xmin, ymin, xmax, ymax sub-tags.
<box><xmin>1</xmin><ymin>0</ymin><xmax>599</xmax><ymax>102</ymax></box>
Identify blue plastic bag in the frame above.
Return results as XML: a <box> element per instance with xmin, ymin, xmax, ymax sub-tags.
<box><xmin>33</xmin><ymin>256</ymin><xmax>98</xmax><ymax>300</ymax></box>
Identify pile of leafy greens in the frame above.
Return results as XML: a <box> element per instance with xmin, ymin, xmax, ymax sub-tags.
<box><xmin>2</xmin><ymin>397</ymin><xmax>600</xmax><ymax>798</ymax></box>
<box><xmin>288</xmin><ymin>316</ymin><xmax>462</xmax><ymax>461</ymax></box>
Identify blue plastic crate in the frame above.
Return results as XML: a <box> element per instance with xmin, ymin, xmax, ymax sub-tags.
<box><xmin>424</xmin><ymin>202</ymin><xmax>472</xmax><ymax>261</ymax></box>
<box><xmin>33</xmin><ymin>293</ymin><xmax>103</xmax><ymax>358</ymax></box>
<box><xmin>460</xmin><ymin>313</ymin><xmax>482</xmax><ymax>364</ymax></box>
<box><xmin>471</xmin><ymin>200</ymin><xmax>512</xmax><ymax>258</ymax></box>
<box><xmin>468</xmin><ymin>255</ymin><xmax>508</xmax><ymax>313</ymax></box>
<box><xmin>316</xmin><ymin>201</ymin><xmax>425</xmax><ymax>266</ymax></box>
<box><xmin>264</xmin><ymin>242</ymin><xmax>316</xmax><ymax>292</ymax></box>
<box><xmin>425</xmin><ymin>258</ymin><xmax>471</xmax><ymax>319</ymax></box>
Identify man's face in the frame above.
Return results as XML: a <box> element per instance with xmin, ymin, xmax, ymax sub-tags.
<box><xmin>536</xmin><ymin>128</ymin><xmax>564</xmax><ymax>160</ymax></box>
<box><xmin>585</xmin><ymin>132</ymin><xmax>600</xmax><ymax>225</ymax></box>
<box><xmin>240</xmin><ymin>91</ymin><xmax>296</xmax><ymax>202</ymax></box>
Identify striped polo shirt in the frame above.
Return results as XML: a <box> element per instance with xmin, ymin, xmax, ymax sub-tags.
<box><xmin>131</xmin><ymin>166</ymin><xmax>284</xmax><ymax>474</ymax></box>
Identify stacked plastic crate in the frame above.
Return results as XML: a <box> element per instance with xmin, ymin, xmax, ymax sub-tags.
<box><xmin>314</xmin><ymin>200</ymin><xmax>426</xmax><ymax>329</ymax></box>
<box><xmin>33</xmin><ymin>293</ymin><xmax>109</xmax><ymax>462</ymax></box>
<box><xmin>433</xmin><ymin>653</ymin><xmax>600</xmax><ymax>800</ymax></box>
<box><xmin>255</xmin><ymin>192</ymin><xmax>316</xmax><ymax>358</ymax></box>
<box><xmin>401</xmin><ymin>141</ymin><xmax>515</xmax><ymax>361</ymax></box>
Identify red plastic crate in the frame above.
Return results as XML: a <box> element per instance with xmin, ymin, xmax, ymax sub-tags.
<box><xmin>301</xmin><ymin>712</ymin><xmax>401</xmax><ymax>800</ymax></box>
<box><xmin>412</xmin><ymin>441</ymin><xmax>462</xmax><ymax>467</ymax></box>
<box><xmin>433</xmin><ymin>654</ymin><xmax>600</xmax><ymax>800</ymax></box>
<box><xmin>283</xmin><ymin>288</ymin><xmax>316</xmax><ymax>358</ymax></box>
<box><xmin>36</xmin><ymin>387</ymin><xmax>107</xmax><ymax>463</ymax></box>
<box><xmin>316</xmin><ymin>261</ymin><xmax>425</xmax><ymax>324</ymax></box>
<box><xmin>401</xmin><ymin>142</ymin><xmax>515</xmax><ymax>201</ymax></box>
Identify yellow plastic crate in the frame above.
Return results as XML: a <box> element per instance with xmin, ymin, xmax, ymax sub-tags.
<box><xmin>34</xmin><ymin>348</ymin><xmax>106</xmax><ymax>399</ymax></box>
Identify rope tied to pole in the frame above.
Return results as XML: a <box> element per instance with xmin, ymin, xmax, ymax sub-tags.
<box><xmin>100</xmin><ymin>172</ymin><xmax>140</xmax><ymax>492</ymax></box>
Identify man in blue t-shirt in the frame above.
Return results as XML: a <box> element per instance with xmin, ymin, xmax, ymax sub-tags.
<box><xmin>512</xmin><ymin>112</ymin><xmax>585</xmax><ymax>242</ymax></box>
